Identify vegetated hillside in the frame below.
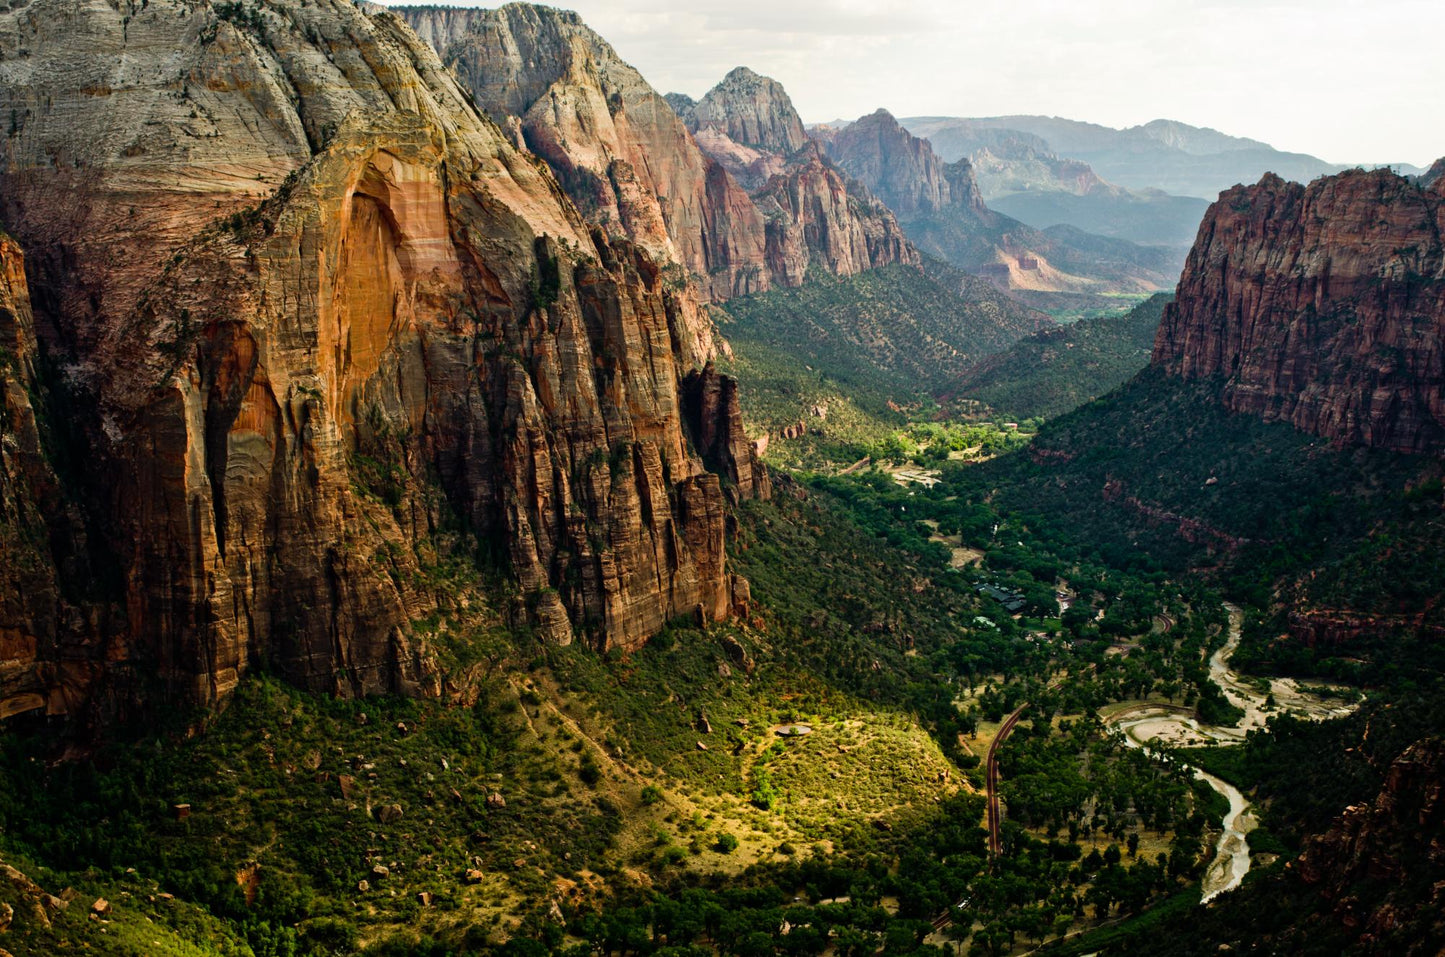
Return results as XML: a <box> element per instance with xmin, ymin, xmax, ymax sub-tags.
<box><xmin>0</xmin><ymin>474</ymin><xmax>1023</xmax><ymax>956</ymax></box>
<box><xmin>948</xmin><ymin>294</ymin><xmax>1169</xmax><ymax>420</ymax></box>
<box><xmin>961</xmin><ymin>371</ymin><xmax>1444</xmax><ymax>677</ymax></box>
<box><xmin>714</xmin><ymin>260</ymin><xmax>1050</xmax><ymax>438</ymax></box>
<box><xmin>903</xmin><ymin>115</ymin><xmax>1348</xmax><ymax>199</ymax></box>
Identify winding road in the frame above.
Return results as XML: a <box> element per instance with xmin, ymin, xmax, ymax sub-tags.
<box><xmin>986</xmin><ymin>702</ymin><xmax>1031</xmax><ymax>859</ymax></box>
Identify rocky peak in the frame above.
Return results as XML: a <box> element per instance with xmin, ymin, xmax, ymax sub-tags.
<box><xmin>818</xmin><ymin>109</ymin><xmax>959</xmax><ymax>217</ymax></box>
<box><xmin>398</xmin><ymin>4</ymin><xmax>917</xmax><ymax>297</ymax></box>
<box><xmin>1154</xmin><ymin>167</ymin><xmax>1445</xmax><ymax>453</ymax></box>
<box><xmin>663</xmin><ymin>92</ymin><xmax>697</xmax><ymax>117</ymax></box>
<box><xmin>688</xmin><ymin>66</ymin><xmax>809</xmax><ymax>156</ymax></box>
<box><xmin>394</xmin><ymin>2</ymin><xmax>772</xmax><ymax>301</ymax></box>
<box><xmin>0</xmin><ymin>0</ymin><xmax>766</xmax><ymax>716</ymax></box>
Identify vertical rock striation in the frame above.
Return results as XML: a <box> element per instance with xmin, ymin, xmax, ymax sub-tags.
<box><xmin>1154</xmin><ymin>169</ymin><xmax>1445</xmax><ymax>453</ymax></box>
<box><xmin>398</xmin><ymin>3</ymin><xmax>771</xmax><ymax>300</ymax></box>
<box><xmin>0</xmin><ymin>0</ymin><xmax>766</xmax><ymax>714</ymax></box>
<box><xmin>683</xmin><ymin>66</ymin><xmax>808</xmax><ymax>157</ymax></box>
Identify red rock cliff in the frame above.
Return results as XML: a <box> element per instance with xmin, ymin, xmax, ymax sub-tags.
<box><xmin>1154</xmin><ymin>169</ymin><xmax>1445</xmax><ymax>453</ymax></box>
<box><xmin>0</xmin><ymin>0</ymin><xmax>766</xmax><ymax>714</ymax></box>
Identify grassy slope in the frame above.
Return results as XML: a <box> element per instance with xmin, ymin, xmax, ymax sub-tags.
<box><xmin>947</xmin><ymin>293</ymin><xmax>1169</xmax><ymax>420</ymax></box>
<box><xmin>0</xmin><ymin>479</ymin><xmax>1009</xmax><ymax>956</ymax></box>
<box><xmin>716</xmin><ymin>259</ymin><xmax>1050</xmax><ymax>469</ymax></box>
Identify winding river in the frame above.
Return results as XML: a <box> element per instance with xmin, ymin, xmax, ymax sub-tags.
<box><xmin>1106</xmin><ymin>603</ymin><xmax>1356</xmax><ymax>903</ymax></box>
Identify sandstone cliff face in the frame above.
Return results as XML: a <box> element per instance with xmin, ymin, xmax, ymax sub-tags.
<box><xmin>397</xmin><ymin>3</ymin><xmax>771</xmax><ymax>301</ymax></box>
<box><xmin>1296</xmin><ymin>737</ymin><xmax>1445</xmax><ymax>952</ymax></box>
<box><xmin>1419</xmin><ymin>157</ymin><xmax>1444</xmax><ymax>190</ymax></box>
<box><xmin>0</xmin><ymin>233</ymin><xmax>86</xmax><ymax>720</ymax></box>
<box><xmin>1154</xmin><ymin>169</ymin><xmax>1445</xmax><ymax>453</ymax></box>
<box><xmin>0</xmin><ymin>0</ymin><xmax>764</xmax><ymax>713</ymax></box>
<box><xmin>751</xmin><ymin>144</ymin><xmax>915</xmax><ymax>284</ymax></box>
<box><xmin>677</xmin><ymin>70</ymin><xmax>917</xmax><ymax>278</ymax></box>
<box><xmin>818</xmin><ymin>109</ymin><xmax>977</xmax><ymax>218</ymax></box>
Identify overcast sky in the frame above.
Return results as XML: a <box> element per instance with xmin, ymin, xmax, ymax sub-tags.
<box><xmin>394</xmin><ymin>0</ymin><xmax>1444</xmax><ymax>167</ymax></box>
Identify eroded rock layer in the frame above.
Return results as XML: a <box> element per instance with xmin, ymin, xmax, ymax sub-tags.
<box><xmin>1154</xmin><ymin>170</ymin><xmax>1445</xmax><ymax>453</ymax></box>
<box><xmin>0</xmin><ymin>0</ymin><xmax>764</xmax><ymax>714</ymax></box>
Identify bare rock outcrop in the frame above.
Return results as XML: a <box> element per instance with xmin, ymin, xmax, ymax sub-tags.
<box><xmin>818</xmin><ymin>110</ymin><xmax>1173</xmax><ymax>297</ymax></box>
<box><xmin>818</xmin><ymin>109</ymin><xmax>978</xmax><ymax>218</ymax></box>
<box><xmin>1154</xmin><ymin>169</ymin><xmax>1445</xmax><ymax>453</ymax></box>
<box><xmin>396</xmin><ymin>3</ymin><xmax>771</xmax><ymax>301</ymax></box>
<box><xmin>684</xmin><ymin>66</ymin><xmax>808</xmax><ymax>157</ymax></box>
<box><xmin>398</xmin><ymin>9</ymin><xmax>917</xmax><ymax>296</ymax></box>
<box><xmin>1295</xmin><ymin>737</ymin><xmax>1445</xmax><ymax>952</ymax></box>
<box><xmin>0</xmin><ymin>0</ymin><xmax>766</xmax><ymax>713</ymax></box>
<box><xmin>679</xmin><ymin>70</ymin><xmax>917</xmax><ymax>277</ymax></box>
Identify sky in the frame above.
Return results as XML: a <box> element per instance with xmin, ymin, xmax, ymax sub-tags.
<box><xmin>390</xmin><ymin>0</ymin><xmax>1445</xmax><ymax>167</ymax></box>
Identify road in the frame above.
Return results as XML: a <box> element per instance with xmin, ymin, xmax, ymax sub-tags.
<box><xmin>929</xmin><ymin>699</ymin><xmax>1032</xmax><ymax>932</ymax></box>
<box><xmin>986</xmin><ymin>701</ymin><xmax>1031</xmax><ymax>859</ymax></box>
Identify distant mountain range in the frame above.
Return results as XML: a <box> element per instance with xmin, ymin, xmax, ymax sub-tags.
<box><xmin>901</xmin><ymin>115</ymin><xmax>1364</xmax><ymax>200</ymax></box>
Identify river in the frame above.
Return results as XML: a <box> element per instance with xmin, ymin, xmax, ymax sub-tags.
<box><xmin>1106</xmin><ymin>603</ymin><xmax>1356</xmax><ymax>903</ymax></box>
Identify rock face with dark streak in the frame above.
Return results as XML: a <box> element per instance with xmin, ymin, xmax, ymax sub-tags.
<box><xmin>1295</xmin><ymin>737</ymin><xmax>1445</xmax><ymax>953</ymax></box>
<box><xmin>0</xmin><ymin>233</ymin><xmax>93</xmax><ymax>721</ymax></box>
<box><xmin>1154</xmin><ymin>169</ymin><xmax>1445</xmax><ymax>454</ymax></box>
<box><xmin>398</xmin><ymin>7</ymin><xmax>916</xmax><ymax>297</ymax></box>
<box><xmin>399</xmin><ymin>3</ymin><xmax>770</xmax><ymax>301</ymax></box>
<box><xmin>0</xmin><ymin>0</ymin><xmax>765</xmax><ymax>715</ymax></box>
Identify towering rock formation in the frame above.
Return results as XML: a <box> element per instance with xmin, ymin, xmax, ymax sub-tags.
<box><xmin>0</xmin><ymin>232</ymin><xmax>106</xmax><ymax>721</ymax></box>
<box><xmin>676</xmin><ymin>68</ymin><xmax>915</xmax><ymax>279</ymax></box>
<box><xmin>0</xmin><ymin>0</ymin><xmax>765</xmax><ymax>715</ymax></box>
<box><xmin>397</xmin><ymin>6</ymin><xmax>915</xmax><ymax>297</ymax></box>
<box><xmin>1420</xmin><ymin>157</ymin><xmax>1445</xmax><ymax>190</ymax></box>
<box><xmin>818</xmin><ymin>110</ymin><xmax>1176</xmax><ymax>298</ymax></box>
<box><xmin>1154</xmin><ymin>169</ymin><xmax>1445</xmax><ymax>454</ymax></box>
<box><xmin>398</xmin><ymin>3</ymin><xmax>770</xmax><ymax>300</ymax></box>
<box><xmin>818</xmin><ymin>109</ymin><xmax>985</xmax><ymax>218</ymax></box>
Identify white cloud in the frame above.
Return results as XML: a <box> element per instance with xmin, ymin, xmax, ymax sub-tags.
<box><xmin>387</xmin><ymin>0</ymin><xmax>1445</xmax><ymax>166</ymax></box>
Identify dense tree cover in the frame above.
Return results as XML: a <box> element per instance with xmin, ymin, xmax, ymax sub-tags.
<box><xmin>948</xmin><ymin>294</ymin><xmax>1169</xmax><ymax>421</ymax></box>
<box><xmin>951</xmin><ymin>370</ymin><xmax>1444</xmax><ymax>679</ymax></box>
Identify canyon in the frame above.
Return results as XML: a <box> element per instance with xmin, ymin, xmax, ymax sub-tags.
<box><xmin>398</xmin><ymin>8</ymin><xmax>915</xmax><ymax>301</ymax></box>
